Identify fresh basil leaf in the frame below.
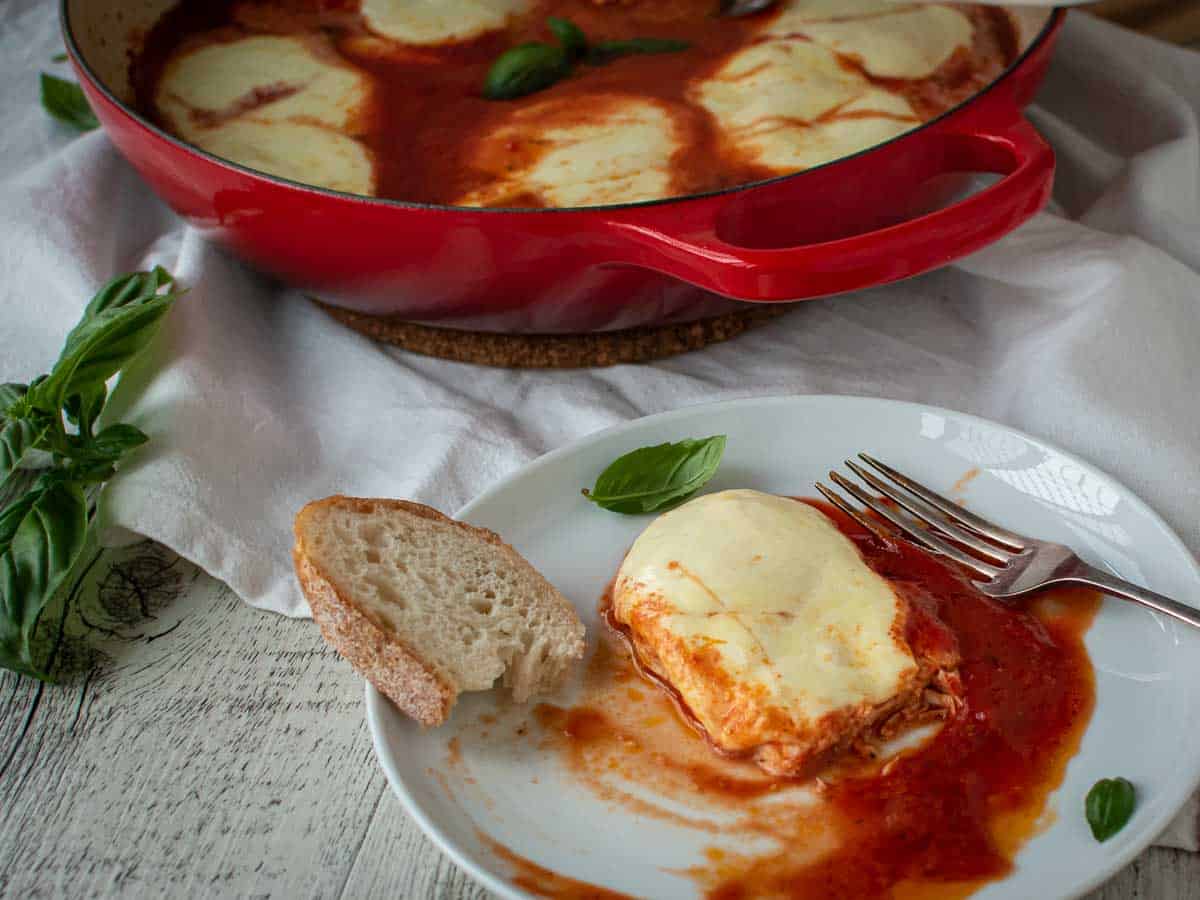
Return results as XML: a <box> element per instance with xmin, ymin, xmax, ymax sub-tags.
<box><xmin>40</xmin><ymin>73</ymin><xmax>99</xmax><ymax>132</ymax></box>
<box><xmin>64</xmin><ymin>383</ymin><xmax>107</xmax><ymax>436</ymax></box>
<box><xmin>79</xmin><ymin>267</ymin><xmax>174</xmax><ymax>323</ymax></box>
<box><xmin>0</xmin><ymin>481</ymin><xmax>88</xmax><ymax>679</ymax></box>
<box><xmin>588</xmin><ymin>37</ymin><xmax>690</xmax><ymax>65</ymax></box>
<box><xmin>0</xmin><ymin>418</ymin><xmax>50</xmax><ymax>487</ymax></box>
<box><xmin>35</xmin><ymin>460</ymin><xmax>115</xmax><ymax>489</ymax></box>
<box><xmin>83</xmin><ymin>423</ymin><xmax>149</xmax><ymax>461</ymax></box>
<box><xmin>548</xmin><ymin>17</ymin><xmax>588</xmax><ymax>61</ymax></box>
<box><xmin>484</xmin><ymin>43</ymin><xmax>569</xmax><ymax>100</ymax></box>
<box><xmin>0</xmin><ymin>492</ymin><xmax>41</xmax><ymax>557</ymax></box>
<box><xmin>0</xmin><ymin>383</ymin><xmax>27</xmax><ymax>416</ymax></box>
<box><xmin>583</xmin><ymin>435</ymin><xmax>726</xmax><ymax>514</ymax></box>
<box><xmin>30</xmin><ymin>294</ymin><xmax>177</xmax><ymax>415</ymax></box>
<box><xmin>40</xmin><ymin>423</ymin><xmax>145</xmax><ymax>468</ymax></box>
<box><xmin>1086</xmin><ymin>777</ymin><xmax>1136</xmax><ymax>842</ymax></box>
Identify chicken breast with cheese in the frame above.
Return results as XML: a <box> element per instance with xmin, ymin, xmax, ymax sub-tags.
<box><xmin>455</xmin><ymin>95</ymin><xmax>682</xmax><ymax>208</ymax></box>
<box><xmin>611</xmin><ymin>490</ymin><xmax>960</xmax><ymax>776</ymax></box>
<box><xmin>361</xmin><ymin>0</ymin><xmax>533</xmax><ymax>45</ymax></box>
<box><xmin>693</xmin><ymin>0</ymin><xmax>974</xmax><ymax>174</ymax></box>
<box><xmin>155</xmin><ymin>34</ymin><xmax>377</xmax><ymax>195</ymax></box>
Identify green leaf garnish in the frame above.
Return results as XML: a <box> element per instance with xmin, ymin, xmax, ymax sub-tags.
<box><xmin>1086</xmin><ymin>777</ymin><xmax>1136</xmax><ymax>842</ymax></box>
<box><xmin>30</xmin><ymin>269</ymin><xmax>179</xmax><ymax>416</ymax></box>
<box><xmin>0</xmin><ymin>417</ymin><xmax>51</xmax><ymax>491</ymax></box>
<box><xmin>52</xmin><ymin>52</ymin><xmax>69</xmax><ymax>63</ymax></box>
<box><xmin>587</xmin><ymin>37</ymin><xmax>691</xmax><ymax>65</ymax></box>
<box><xmin>0</xmin><ymin>482</ymin><xmax>88</xmax><ymax>680</ymax></box>
<box><xmin>548</xmin><ymin>17</ymin><xmax>588</xmax><ymax>62</ymax></box>
<box><xmin>483</xmin><ymin>43</ymin><xmax>569</xmax><ymax>100</ymax></box>
<box><xmin>0</xmin><ymin>383</ymin><xmax>27</xmax><ymax>413</ymax></box>
<box><xmin>40</xmin><ymin>73</ymin><xmax>99</xmax><ymax>132</ymax></box>
<box><xmin>0</xmin><ymin>269</ymin><xmax>181</xmax><ymax>680</ymax></box>
<box><xmin>484</xmin><ymin>19</ymin><xmax>689</xmax><ymax>101</ymax></box>
<box><xmin>583</xmin><ymin>436</ymin><xmax>727</xmax><ymax>515</ymax></box>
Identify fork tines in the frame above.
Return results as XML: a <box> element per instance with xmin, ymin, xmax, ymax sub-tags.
<box><xmin>817</xmin><ymin>454</ymin><xmax>1026</xmax><ymax>582</ymax></box>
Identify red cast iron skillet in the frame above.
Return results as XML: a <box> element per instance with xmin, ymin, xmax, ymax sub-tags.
<box><xmin>63</xmin><ymin>2</ymin><xmax>1064</xmax><ymax>333</ymax></box>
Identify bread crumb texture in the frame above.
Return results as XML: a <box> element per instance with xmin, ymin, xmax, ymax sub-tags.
<box><xmin>294</xmin><ymin>497</ymin><xmax>585</xmax><ymax>725</ymax></box>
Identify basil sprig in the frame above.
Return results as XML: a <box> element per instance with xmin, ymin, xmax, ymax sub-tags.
<box><xmin>484</xmin><ymin>43</ymin><xmax>569</xmax><ymax>101</ymax></box>
<box><xmin>1086</xmin><ymin>777</ymin><xmax>1136</xmax><ymax>842</ymax></box>
<box><xmin>40</xmin><ymin>73</ymin><xmax>99</xmax><ymax>132</ymax></box>
<box><xmin>0</xmin><ymin>268</ymin><xmax>182</xmax><ymax>680</ymax></box>
<box><xmin>484</xmin><ymin>18</ymin><xmax>690</xmax><ymax>101</ymax></box>
<box><xmin>583</xmin><ymin>436</ymin><xmax>726</xmax><ymax>514</ymax></box>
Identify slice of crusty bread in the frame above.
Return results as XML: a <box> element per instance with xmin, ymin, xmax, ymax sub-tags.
<box><xmin>293</xmin><ymin>496</ymin><xmax>586</xmax><ymax>726</ymax></box>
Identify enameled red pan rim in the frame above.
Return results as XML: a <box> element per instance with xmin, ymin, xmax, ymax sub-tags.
<box><xmin>61</xmin><ymin>1</ymin><xmax>1065</xmax><ymax>216</ymax></box>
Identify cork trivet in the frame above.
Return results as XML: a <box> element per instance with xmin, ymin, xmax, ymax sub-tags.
<box><xmin>1089</xmin><ymin>2</ymin><xmax>1200</xmax><ymax>46</ymax></box>
<box><xmin>317</xmin><ymin>302</ymin><xmax>794</xmax><ymax>368</ymax></box>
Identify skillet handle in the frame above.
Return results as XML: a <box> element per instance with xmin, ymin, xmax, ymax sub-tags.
<box><xmin>603</xmin><ymin>116</ymin><xmax>1055</xmax><ymax>302</ymax></box>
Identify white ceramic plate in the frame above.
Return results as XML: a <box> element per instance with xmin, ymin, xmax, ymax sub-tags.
<box><xmin>367</xmin><ymin>395</ymin><xmax>1200</xmax><ymax>900</ymax></box>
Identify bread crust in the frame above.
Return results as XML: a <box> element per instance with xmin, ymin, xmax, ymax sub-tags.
<box><xmin>292</xmin><ymin>496</ymin><xmax>583</xmax><ymax>727</ymax></box>
<box><xmin>293</xmin><ymin>548</ymin><xmax>455</xmax><ymax>726</ymax></box>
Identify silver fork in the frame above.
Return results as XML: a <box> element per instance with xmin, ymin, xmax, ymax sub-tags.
<box><xmin>816</xmin><ymin>452</ymin><xmax>1200</xmax><ymax>629</ymax></box>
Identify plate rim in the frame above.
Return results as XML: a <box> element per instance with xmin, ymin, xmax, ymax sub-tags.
<box><xmin>367</xmin><ymin>393</ymin><xmax>1200</xmax><ymax>900</ymax></box>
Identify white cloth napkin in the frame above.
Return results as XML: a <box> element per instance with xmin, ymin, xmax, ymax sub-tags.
<box><xmin>2</xmin><ymin>3</ymin><xmax>1198</xmax><ymax>849</ymax></box>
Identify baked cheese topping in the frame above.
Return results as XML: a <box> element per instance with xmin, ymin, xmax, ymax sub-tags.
<box><xmin>194</xmin><ymin>120</ymin><xmax>375</xmax><ymax>196</ymax></box>
<box><xmin>139</xmin><ymin>1</ymin><xmax>1008</xmax><ymax>206</ymax></box>
<box><xmin>692</xmin><ymin>39</ymin><xmax>919</xmax><ymax>172</ymax></box>
<box><xmin>362</xmin><ymin>0</ymin><xmax>533</xmax><ymax>45</ymax></box>
<box><xmin>456</xmin><ymin>96</ymin><xmax>681</xmax><ymax>208</ymax></box>
<box><xmin>785</xmin><ymin>7</ymin><xmax>976</xmax><ymax>80</ymax></box>
<box><xmin>156</xmin><ymin>35</ymin><xmax>376</xmax><ymax>195</ymax></box>
<box><xmin>613</xmin><ymin>490</ymin><xmax>918</xmax><ymax>764</ymax></box>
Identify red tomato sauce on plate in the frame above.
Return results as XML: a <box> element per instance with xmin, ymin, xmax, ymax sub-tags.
<box><xmin>516</xmin><ymin>499</ymin><xmax>1098</xmax><ymax>899</ymax></box>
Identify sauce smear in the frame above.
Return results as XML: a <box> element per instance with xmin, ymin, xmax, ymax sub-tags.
<box><xmin>527</xmin><ymin>500</ymin><xmax>1098</xmax><ymax>900</ymax></box>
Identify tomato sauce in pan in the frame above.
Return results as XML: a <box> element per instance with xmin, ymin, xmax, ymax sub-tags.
<box><xmin>131</xmin><ymin>0</ymin><xmax>1018</xmax><ymax>206</ymax></box>
<box><xmin>517</xmin><ymin>500</ymin><xmax>1099</xmax><ymax>900</ymax></box>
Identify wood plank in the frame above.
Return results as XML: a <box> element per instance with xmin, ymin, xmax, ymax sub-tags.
<box><xmin>340</xmin><ymin>798</ymin><xmax>495</xmax><ymax>899</ymax></box>
<box><xmin>0</xmin><ymin>548</ymin><xmax>387</xmax><ymax>899</ymax></box>
<box><xmin>1089</xmin><ymin>848</ymin><xmax>1200</xmax><ymax>900</ymax></box>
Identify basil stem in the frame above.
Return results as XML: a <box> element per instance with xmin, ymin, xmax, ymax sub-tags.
<box><xmin>587</xmin><ymin>37</ymin><xmax>691</xmax><ymax>65</ymax></box>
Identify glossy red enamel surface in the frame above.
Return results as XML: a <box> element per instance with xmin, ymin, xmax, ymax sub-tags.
<box><xmin>66</xmin><ymin>6</ymin><xmax>1063</xmax><ymax>333</ymax></box>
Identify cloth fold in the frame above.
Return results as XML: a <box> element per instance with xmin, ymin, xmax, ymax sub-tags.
<box><xmin>2</xmin><ymin>4</ymin><xmax>1198</xmax><ymax>850</ymax></box>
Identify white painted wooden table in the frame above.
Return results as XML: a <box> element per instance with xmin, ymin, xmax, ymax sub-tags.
<box><xmin>0</xmin><ymin>543</ymin><xmax>1197</xmax><ymax>899</ymax></box>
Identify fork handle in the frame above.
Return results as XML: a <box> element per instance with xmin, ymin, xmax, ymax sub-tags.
<box><xmin>1069</xmin><ymin>562</ymin><xmax>1200</xmax><ymax>630</ymax></box>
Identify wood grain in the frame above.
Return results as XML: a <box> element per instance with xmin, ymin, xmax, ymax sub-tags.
<box><xmin>2</xmin><ymin>549</ymin><xmax>1198</xmax><ymax>898</ymax></box>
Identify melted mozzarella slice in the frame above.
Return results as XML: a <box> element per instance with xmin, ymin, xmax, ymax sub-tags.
<box><xmin>457</xmin><ymin>96</ymin><xmax>680</xmax><ymax>208</ymax></box>
<box><xmin>190</xmin><ymin>120</ymin><xmax>375</xmax><ymax>196</ymax></box>
<box><xmin>362</xmin><ymin>0</ymin><xmax>531</xmax><ymax>45</ymax></box>
<box><xmin>767</xmin><ymin>0</ymin><xmax>920</xmax><ymax>27</ymax></box>
<box><xmin>156</xmin><ymin>35</ymin><xmax>376</xmax><ymax>195</ymax></box>
<box><xmin>694</xmin><ymin>41</ymin><xmax>862</xmax><ymax>134</ymax></box>
<box><xmin>769</xmin><ymin>4</ymin><xmax>975</xmax><ymax>80</ymax></box>
<box><xmin>613</xmin><ymin>490</ymin><xmax>919</xmax><ymax>768</ymax></box>
<box><xmin>157</xmin><ymin>35</ymin><xmax>370</xmax><ymax>136</ymax></box>
<box><xmin>693</xmin><ymin>41</ymin><xmax>917</xmax><ymax>172</ymax></box>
